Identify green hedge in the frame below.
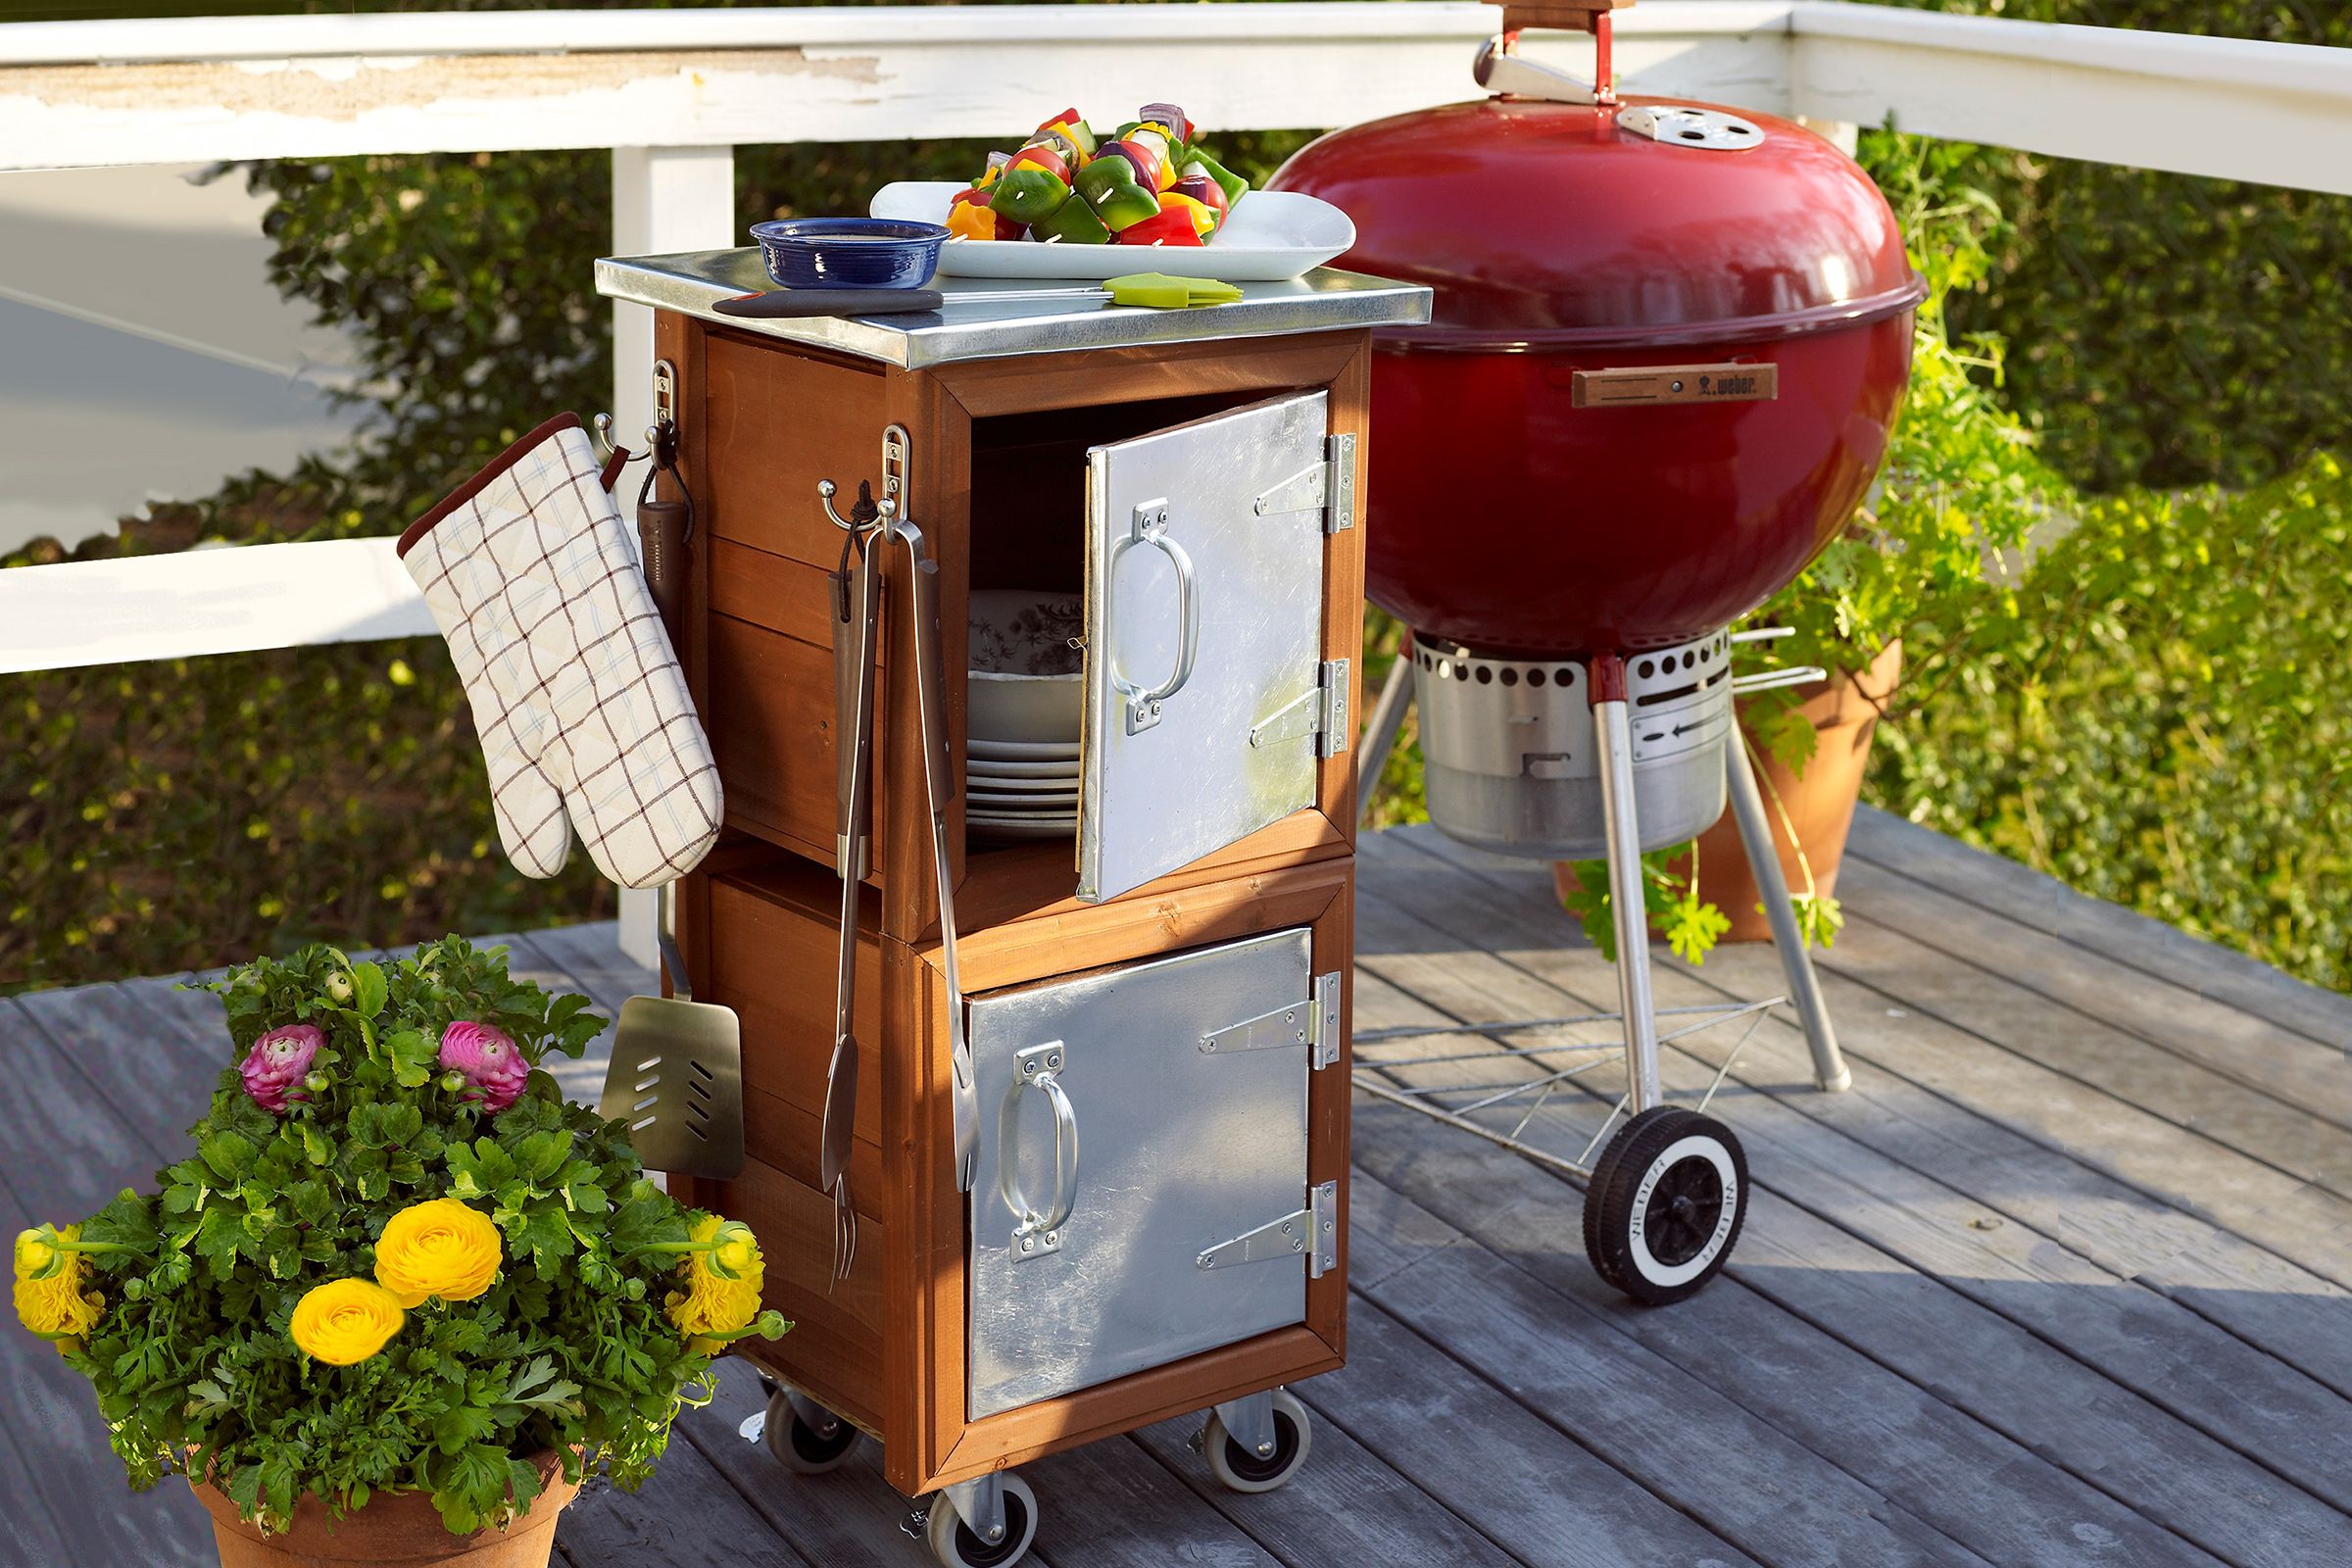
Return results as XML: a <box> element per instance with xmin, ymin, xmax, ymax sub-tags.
<box><xmin>1895</xmin><ymin>0</ymin><xmax>2352</xmax><ymax>492</ymax></box>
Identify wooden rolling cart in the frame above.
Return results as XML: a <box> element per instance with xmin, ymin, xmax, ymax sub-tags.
<box><xmin>597</xmin><ymin>250</ymin><xmax>1429</xmax><ymax>1566</ymax></box>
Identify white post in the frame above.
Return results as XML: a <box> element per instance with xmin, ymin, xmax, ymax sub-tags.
<box><xmin>1796</xmin><ymin>116</ymin><xmax>1860</xmax><ymax>156</ymax></box>
<box><xmin>611</xmin><ymin>144</ymin><xmax>736</xmax><ymax>970</ymax></box>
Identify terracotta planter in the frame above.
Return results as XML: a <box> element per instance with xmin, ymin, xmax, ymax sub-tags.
<box><xmin>189</xmin><ymin>1450</ymin><xmax>577</xmax><ymax>1568</ymax></box>
<box><xmin>1551</xmin><ymin>640</ymin><xmax>1902</xmax><ymax>943</ymax></box>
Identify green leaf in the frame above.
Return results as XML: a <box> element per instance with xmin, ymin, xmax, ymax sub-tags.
<box><xmin>193</xmin><ymin>1205</ymin><xmax>244</xmax><ymax>1282</ymax></box>
<box><xmin>385</xmin><ymin>1027</ymin><xmax>437</xmax><ymax>1089</ymax></box>
<box><xmin>298</xmin><ymin>1121</ymin><xmax>333</xmax><ymax>1167</ymax></box>
<box><xmin>432</xmin><ymin>1401</ymin><xmax>498</xmax><ymax>1455</ymax></box>
<box><xmin>515</xmin><ymin>1130</ymin><xmax>570</xmax><ymax>1185</ymax></box>
<box><xmin>350</xmin><ymin>959</ymin><xmax>388</xmax><ymax>1019</ymax></box>
<box><xmin>506</xmin><ymin>1200</ymin><xmax>575</xmax><ymax>1272</ymax></box>
<box><xmin>199</xmin><ymin>1132</ymin><xmax>256</xmax><ymax>1182</ymax></box>
<box><xmin>445</xmin><ymin>1138</ymin><xmax>516</xmax><ymax>1200</ymax></box>
<box><xmin>1663</xmin><ymin>893</ymin><xmax>1732</xmax><ymax>965</ymax></box>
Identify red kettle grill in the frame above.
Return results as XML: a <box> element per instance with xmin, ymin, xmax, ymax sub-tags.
<box><xmin>1272</xmin><ymin>0</ymin><xmax>1921</xmax><ymax>1301</ymax></box>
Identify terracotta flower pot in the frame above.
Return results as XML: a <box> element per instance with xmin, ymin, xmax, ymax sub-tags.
<box><xmin>189</xmin><ymin>1450</ymin><xmax>578</xmax><ymax>1568</ymax></box>
<box><xmin>1551</xmin><ymin>640</ymin><xmax>1902</xmax><ymax>944</ymax></box>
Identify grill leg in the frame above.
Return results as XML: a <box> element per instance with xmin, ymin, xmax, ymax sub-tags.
<box><xmin>1724</xmin><ymin>733</ymin><xmax>1851</xmax><ymax>1092</ymax></box>
<box><xmin>1356</xmin><ymin>643</ymin><xmax>1416</xmax><ymax>831</ymax></box>
<box><xmin>1590</xmin><ymin>656</ymin><xmax>1661</xmax><ymax>1114</ymax></box>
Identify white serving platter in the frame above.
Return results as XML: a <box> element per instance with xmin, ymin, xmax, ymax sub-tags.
<box><xmin>870</xmin><ymin>182</ymin><xmax>1355</xmax><ymax>282</ymax></box>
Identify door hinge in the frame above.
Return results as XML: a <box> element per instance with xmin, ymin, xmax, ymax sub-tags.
<box><xmin>1247</xmin><ymin>660</ymin><xmax>1349</xmax><ymax>759</ymax></box>
<box><xmin>1200</xmin><ymin>971</ymin><xmax>1344</xmax><ymax>1069</ymax></box>
<box><xmin>1251</xmin><ymin>434</ymin><xmax>1356</xmax><ymax>534</ymax></box>
<box><xmin>1196</xmin><ymin>1181</ymin><xmax>1340</xmax><ymax>1278</ymax></box>
<box><xmin>1318</xmin><ymin>659</ymin><xmax>1350</xmax><ymax>759</ymax></box>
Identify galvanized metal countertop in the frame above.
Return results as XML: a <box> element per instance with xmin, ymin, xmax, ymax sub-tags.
<box><xmin>594</xmin><ymin>248</ymin><xmax>1431</xmax><ymax>368</ymax></box>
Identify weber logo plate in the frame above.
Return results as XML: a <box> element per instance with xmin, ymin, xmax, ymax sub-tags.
<box><xmin>1571</xmin><ymin>364</ymin><xmax>1779</xmax><ymax>408</ymax></box>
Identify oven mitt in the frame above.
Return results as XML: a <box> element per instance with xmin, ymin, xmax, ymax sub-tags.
<box><xmin>397</xmin><ymin>413</ymin><xmax>722</xmax><ymax>888</ymax></box>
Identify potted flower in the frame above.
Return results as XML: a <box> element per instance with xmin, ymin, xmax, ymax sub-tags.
<box><xmin>1557</xmin><ymin>133</ymin><xmax>2066</xmax><ymax>960</ymax></box>
<box><xmin>11</xmin><ymin>936</ymin><xmax>785</xmax><ymax>1567</ymax></box>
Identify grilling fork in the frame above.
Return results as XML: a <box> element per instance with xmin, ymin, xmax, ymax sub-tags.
<box><xmin>822</xmin><ymin>519</ymin><xmax>884</xmax><ymax>1289</ymax></box>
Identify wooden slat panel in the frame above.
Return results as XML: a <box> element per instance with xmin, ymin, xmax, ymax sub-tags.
<box><xmin>705</xmin><ymin>613</ymin><xmax>848</xmax><ymax>864</ymax></box>
<box><xmin>938</xmin><ymin>333</ymin><xmax>1359</xmax><ymax>421</ymax></box>
<box><xmin>939</xmin><ymin>855</ymin><xmax>1349</xmax><ymax>995</ymax></box>
<box><xmin>714</xmin><ymin>1156</ymin><xmax>888</xmax><ymax>1434</ymax></box>
<box><xmin>709</xmin><ymin>868</ymin><xmax>886</xmax><ymax>1156</ymax></box>
<box><xmin>705</xmin><ymin>332</ymin><xmax>892</xmax><ymax>571</ymax></box>
<box><xmin>927</xmin><ymin>1326</ymin><xmax>1343</xmax><ymax>1493</ymax></box>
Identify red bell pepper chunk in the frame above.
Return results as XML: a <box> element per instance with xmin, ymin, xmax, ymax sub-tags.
<box><xmin>1114</xmin><ymin>205</ymin><xmax>1205</xmax><ymax>247</ymax></box>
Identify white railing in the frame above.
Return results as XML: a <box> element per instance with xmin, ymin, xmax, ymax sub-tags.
<box><xmin>3</xmin><ymin>1</ymin><xmax>2348</xmax><ymax>678</ymax></box>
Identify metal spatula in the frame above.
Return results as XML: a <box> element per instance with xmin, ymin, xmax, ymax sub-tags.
<box><xmin>601</xmin><ymin>881</ymin><xmax>745</xmax><ymax>1179</ymax></box>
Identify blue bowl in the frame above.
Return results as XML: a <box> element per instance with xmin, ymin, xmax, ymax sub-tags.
<box><xmin>750</xmin><ymin>218</ymin><xmax>949</xmax><ymax>290</ymax></box>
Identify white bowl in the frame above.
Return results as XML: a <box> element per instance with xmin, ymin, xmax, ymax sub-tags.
<box><xmin>969</xmin><ymin>669</ymin><xmax>1082</xmax><ymax>746</ymax></box>
<box><xmin>970</xmin><ymin>588</ymin><xmax>1083</xmax><ymax>676</ymax></box>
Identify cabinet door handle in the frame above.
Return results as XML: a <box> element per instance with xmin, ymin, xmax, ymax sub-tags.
<box><xmin>1109</xmin><ymin>499</ymin><xmax>1200</xmax><ymax>735</ymax></box>
<box><xmin>1000</xmin><ymin>1044</ymin><xmax>1079</xmax><ymax>1259</ymax></box>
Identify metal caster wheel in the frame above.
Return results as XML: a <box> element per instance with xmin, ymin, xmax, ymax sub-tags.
<box><xmin>927</xmin><ymin>1474</ymin><xmax>1038</xmax><ymax>1568</ymax></box>
<box><xmin>1585</xmin><ymin>1106</ymin><xmax>1747</xmax><ymax>1305</ymax></box>
<box><xmin>762</xmin><ymin>1388</ymin><xmax>859</xmax><ymax>1474</ymax></box>
<box><xmin>1200</xmin><ymin>1388</ymin><xmax>1313</xmax><ymax>1494</ymax></box>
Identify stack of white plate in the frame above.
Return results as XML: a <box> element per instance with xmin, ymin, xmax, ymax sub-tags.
<box><xmin>968</xmin><ymin>588</ymin><xmax>1082</xmax><ymax>842</ymax></box>
<box><xmin>968</xmin><ymin>738</ymin><xmax>1079</xmax><ymax>841</ymax></box>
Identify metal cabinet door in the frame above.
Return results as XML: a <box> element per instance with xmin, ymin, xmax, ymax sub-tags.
<box><xmin>965</xmin><ymin>927</ymin><xmax>1318</xmax><ymax>1419</ymax></box>
<box><xmin>1078</xmin><ymin>392</ymin><xmax>1336</xmax><ymax>903</ymax></box>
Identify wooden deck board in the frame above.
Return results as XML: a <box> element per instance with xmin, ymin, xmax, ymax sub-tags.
<box><xmin>1342</xmin><ymin>961</ymin><xmax>2253</xmax><ymax>1568</ymax></box>
<box><xmin>1359</xmin><ymin>828</ymin><xmax>2352</xmax><ymax>1545</ymax></box>
<box><xmin>1846</xmin><ymin>807</ymin><xmax>2352</xmax><ymax>1054</ymax></box>
<box><xmin>3</xmin><ymin>822</ymin><xmax>2349</xmax><ymax>1567</ymax></box>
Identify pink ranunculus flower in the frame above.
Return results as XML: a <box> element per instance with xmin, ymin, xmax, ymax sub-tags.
<box><xmin>439</xmin><ymin>1021</ymin><xmax>528</xmax><ymax>1113</ymax></box>
<box><xmin>240</xmin><ymin>1024</ymin><xmax>324</xmax><ymax>1115</ymax></box>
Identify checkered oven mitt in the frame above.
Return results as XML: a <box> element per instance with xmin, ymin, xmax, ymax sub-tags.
<box><xmin>398</xmin><ymin>414</ymin><xmax>721</xmax><ymax>889</ymax></box>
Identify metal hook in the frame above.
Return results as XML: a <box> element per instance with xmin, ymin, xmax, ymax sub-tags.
<box><xmin>818</xmin><ymin>478</ymin><xmax>891</xmax><ymax>533</ymax></box>
<box><xmin>590</xmin><ymin>413</ymin><xmax>619</xmax><ymax>465</ymax></box>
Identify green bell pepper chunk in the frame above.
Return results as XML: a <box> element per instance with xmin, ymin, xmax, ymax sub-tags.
<box><xmin>992</xmin><ymin>164</ymin><xmax>1072</xmax><ymax>224</ymax></box>
<box><xmin>1076</xmin><ymin>158</ymin><xmax>1161</xmax><ymax>233</ymax></box>
<box><xmin>1181</xmin><ymin>150</ymin><xmax>1250</xmax><ymax>213</ymax></box>
<box><xmin>1031</xmin><ymin>195</ymin><xmax>1112</xmax><ymax>245</ymax></box>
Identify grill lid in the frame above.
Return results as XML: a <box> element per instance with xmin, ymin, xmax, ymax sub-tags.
<box><xmin>1268</xmin><ymin>94</ymin><xmax>1926</xmax><ymax>350</ymax></box>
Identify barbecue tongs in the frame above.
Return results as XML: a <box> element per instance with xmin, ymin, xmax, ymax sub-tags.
<box><xmin>819</xmin><ymin>458</ymin><xmax>981</xmax><ymax>1292</ymax></box>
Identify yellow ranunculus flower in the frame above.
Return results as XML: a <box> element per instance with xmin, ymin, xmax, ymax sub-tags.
<box><xmin>290</xmin><ymin>1278</ymin><xmax>407</xmax><ymax>1365</ymax></box>
<box><xmin>13</xmin><ymin>1224</ymin><xmax>103</xmax><ymax>1355</ymax></box>
<box><xmin>665</xmin><ymin>1215</ymin><xmax>765</xmax><ymax>1354</ymax></box>
<box><xmin>373</xmin><ymin>1199</ymin><xmax>503</xmax><ymax>1308</ymax></box>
